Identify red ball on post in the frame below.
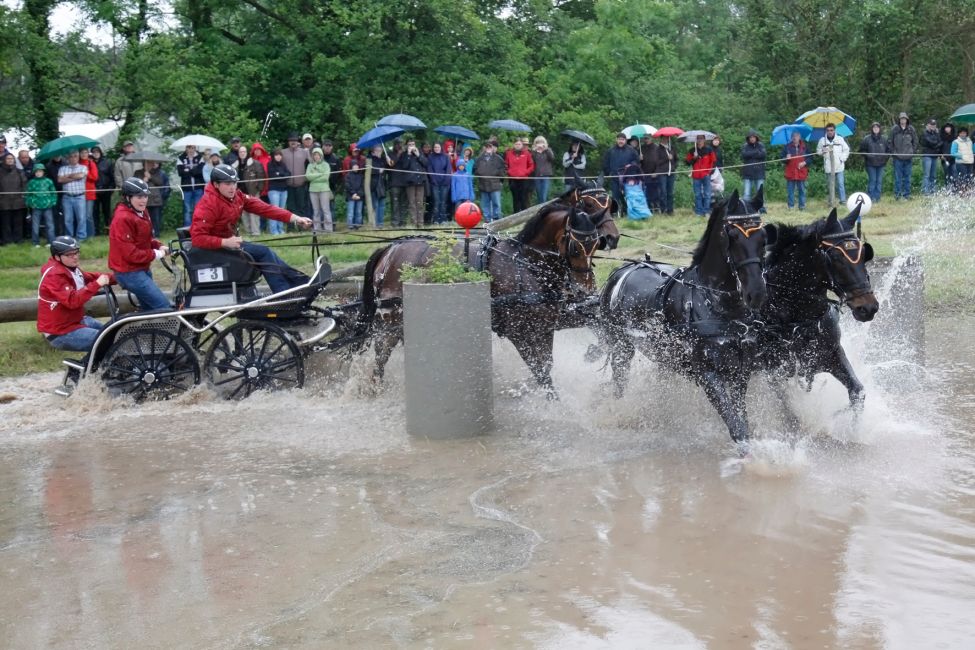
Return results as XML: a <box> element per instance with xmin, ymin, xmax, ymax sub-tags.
<box><xmin>454</xmin><ymin>201</ymin><xmax>482</xmax><ymax>231</ymax></box>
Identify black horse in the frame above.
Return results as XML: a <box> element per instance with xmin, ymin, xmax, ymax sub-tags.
<box><xmin>356</xmin><ymin>200</ymin><xmax>607</xmax><ymax>396</ymax></box>
<box><xmin>756</xmin><ymin>205</ymin><xmax>879</xmax><ymax>410</ymax></box>
<box><xmin>599</xmin><ymin>189</ymin><xmax>773</xmax><ymax>447</ymax></box>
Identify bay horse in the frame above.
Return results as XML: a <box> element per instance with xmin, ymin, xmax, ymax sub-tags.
<box><xmin>599</xmin><ymin>189</ymin><xmax>774</xmax><ymax>449</ymax></box>
<box><xmin>756</xmin><ymin>204</ymin><xmax>879</xmax><ymax>410</ymax></box>
<box><xmin>356</xmin><ymin>201</ymin><xmax>606</xmax><ymax>396</ymax></box>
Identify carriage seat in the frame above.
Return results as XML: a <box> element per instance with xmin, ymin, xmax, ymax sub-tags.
<box><xmin>180</xmin><ymin>245</ymin><xmax>264</xmax><ymax>308</ymax></box>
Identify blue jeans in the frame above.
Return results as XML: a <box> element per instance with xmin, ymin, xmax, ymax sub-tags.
<box><xmin>115</xmin><ymin>269</ymin><xmax>170</xmax><ymax>311</ymax></box>
<box><xmin>826</xmin><ymin>172</ymin><xmax>847</xmax><ymax>203</ymax></box>
<box><xmin>893</xmin><ymin>158</ymin><xmax>912</xmax><ymax>198</ymax></box>
<box><xmin>787</xmin><ymin>180</ymin><xmax>806</xmax><ymax>209</ymax></box>
<box><xmin>346</xmin><ymin>199</ymin><xmax>363</xmax><ymax>227</ymax></box>
<box><xmin>535</xmin><ymin>177</ymin><xmax>551</xmax><ymax>203</ymax></box>
<box><xmin>659</xmin><ymin>174</ymin><xmax>675</xmax><ymax>213</ymax></box>
<box><xmin>921</xmin><ymin>156</ymin><xmax>937</xmax><ymax>194</ymax></box>
<box><xmin>480</xmin><ymin>190</ymin><xmax>502</xmax><ymax>222</ymax></box>
<box><xmin>31</xmin><ymin>207</ymin><xmax>55</xmax><ymax>245</ymax></box>
<box><xmin>241</xmin><ymin>241</ymin><xmax>309</xmax><ymax>294</ymax></box>
<box><xmin>62</xmin><ymin>194</ymin><xmax>86</xmax><ymax>239</ymax></box>
<box><xmin>182</xmin><ymin>188</ymin><xmax>203</xmax><ymax>226</ymax></box>
<box><xmin>742</xmin><ymin>177</ymin><xmax>764</xmax><ymax>202</ymax></box>
<box><xmin>692</xmin><ymin>177</ymin><xmax>711</xmax><ymax>215</ymax></box>
<box><xmin>431</xmin><ymin>184</ymin><xmax>449</xmax><ymax>223</ymax></box>
<box><xmin>266</xmin><ymin>190</ymin><xmax>287</xmax><ymax>234</ymax></box>
<box><xmin>47</xmin><ymin>315</ymin><xmax>104</xmax><ymax>352</ymax></box>
<box><xmin>866</xmin><ymin>165</ymin><xmax>884</xmax><ymax>202</ymax></box>
<box><xmin>371</xmin><ymin>191</ymin><xmax>385</xmax><ymax>226</ymax></box>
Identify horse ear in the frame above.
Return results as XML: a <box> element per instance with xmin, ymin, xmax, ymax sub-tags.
<box><xmin>596</xmin><ymin>173</ymin><xmax>605</xmax><ymax>188</ymax></box>
<box><xmin>726</xmin><ymin>188</ymin><xmax>740</xmax><ymax>210</ymax></box>
<box><xmin>842</xmin><ymin>202</ymin><xmax>863</xmax><ymax>231</ymax></box>
<box><xmin>763</xmin><ymin>223</ymin><xmax>778</xmax><ymax>246</ymax></box>
<box><xmin>825</xmin><ymin>208</ymin><xmax>838</xmax><ymax>230</ymax></box>
<box><xmin>863</xmin><ymin>242</ymin><xmax>874</xmax><ymax>262</ymax></box>
<box><xmin>753</xmin><ymin>185</ymin><xmax>764</xmax><ymax>211</ymax></box>
<box><xmin>611</xmin><ymin>197</ymin><xmax>620</xmax><ymax>215</ymax></box>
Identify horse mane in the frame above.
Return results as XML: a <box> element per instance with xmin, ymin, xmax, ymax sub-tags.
<box><xmin>765</xmin><ymin>219</ymin><xmax>828</xmax><ymax>267</ymax></box>
<box><xmin>516</xmin><ymin>202</ymin><xmax>566</xmax><ymax>243</ymax></box>
<box><xmin>690</xmin><ymin>205</ymin><xmax>725</xmax><ymax>266</ymax></box>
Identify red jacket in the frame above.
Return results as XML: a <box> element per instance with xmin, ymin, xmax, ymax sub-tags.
<box><xmin>251</xmin><ymin>142</ymin><xmax>271</xmax><ymax>195</ymax></box>
<box><xmin>685</xmin><ymin>147</ymin><xmax>716</xmax><ymax>180</ymax></box>
<box><xmin>784</xmin><ymin>142</ymin><xmax>810</xmax><ymax>181</ymax></box>
<box><xmin>190</xmin><ymin>183</ymin><xmax>292</xmax><ymax>250</ymax></box>
<box><xmin>37</xmin><ymin>259</ymin><xmax>114</xmax><ymax>336</ymax></box>
<box><xmin>82</xmin><ymin>158</ymin><xmax>99</xmax><ymax>200</ymax></box>
<box><xmin>108</xmin><ymin>202</ymin><xmax>162</xmax><ymax>273</ymax></box>
<box><xmin>504</xmin><ymin>148</ymin><xmax>535</xmax><ymax>178</ymax></box>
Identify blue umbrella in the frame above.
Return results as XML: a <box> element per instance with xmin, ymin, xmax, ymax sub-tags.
<box><xmin>434</xmin><ymin>125</ymin><xmax>480</xmax><ymax>141</ymax></box>
<box><xmin>488</xmin><ymin>119</ymin><xmax>532</xmax><ymax>132</ymax></box>
<box><xmin>376</xmin><ymin>113</ymin><xmax>426</xmax><ymax>130</ymax></box>
<box><xmin>770</xmin><ymin>123</ymin><xmax>813</xmax><ymax>146</ymax></box>
<box><xmin>356</xmin><ymin>125</ymin><xmax>405</xmax><ymax>150</ymax></box>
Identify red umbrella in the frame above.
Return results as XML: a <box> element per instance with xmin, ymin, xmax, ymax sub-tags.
<box><xmin>653</xmin><ymin>126</ymin><xmax>684</xmax><ymax>138</ymax></box>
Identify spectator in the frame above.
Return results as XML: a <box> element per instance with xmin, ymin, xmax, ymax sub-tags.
<box><xmin>816</xmin><ymin>123</ymin><xmax>850</xmax><ymax>204</ymax></box>
<box><xmin>859</xmin><ymin>122</ymin><xmax>891</xmax><ymax>203</ymax></box>
<box><xmin>784</xmin><ymin>131</ymin><xmax>811</xmax><ymax>210</ymax></box>
<box><xmin>950</xmin><ymin>126</ymin><xmax>974</xmax><ymax>187</ymax></box>
<box><xmin>222</xmin><ymin>137</ymin><xmax>242</xmax><ymax>165</ymax></box>
<box><xmin>37</xmin><ymin>236</ymin><xmax>114</xmax><ymax>352</ymax></box>
<box><xmin>640</xmin><ymin>135</ymin><xmax>662</xmax><ymax>212</ymax></box>
<box><xmin>940</xmin><ymin>123</ymin><xmax>956</xmax><ymax>188</ymax></box>
<box><xmin>0</xmin><ymin>135</ymin><xmax>7</xmax><ymax>162</ymax></box>
<box><xmin>656</xmin><ymin>137</ymin><xmax>679</xmax><ymax>215</ymax></box>
<box><xmin>90</xmin><ymin>146</ymin><xmax>115</xmax><ymax>233</ymax></box>
<box><xmin>26</xmin><ymin>163</ymin><xmax>57</xmax><ymax>247</ymax></box>
<box><xmin>16</xmin><ymin>149</ymin><xmax>34</xmax><ymax>177</ymax></box>
<box><xmin>202</xmin><ymin>152</ymin><xmax>222</xmax><ymax>183</ymax></box>
<box><xmin>387</xmin><ymin>139</ymin><xmax>408</xmax><ymax>228</ymax></box>
<box><xmin>562</xmin><ymin>141</ymin><xmax>587</xmax><ymax>190</ymax></box>
<box><xmin>108</xmin><ymin>177</ymin><xmax>171</xmax><ymax>311</ymax></box>
<box><xmin>190</xmin><ymin>164</ymin><xmax>313</xmax><ymax>294</ymax></box>
<box><xmin>306</xmin><ymin>146</ymin><xmax>333</xmax><ymax>232</ymax></box>
<box><xmin>79</xmin><ymin>148</ymin><xmax>99</xmax><ymax>238</ymax></box>
<box><xmin>421</xmin><ymin>142</ymin><xmax>434</xmax><ymax>224</ymax></box>
<box><xmin>265</xmin><ymin>148</ymin><xmax>290</xmax><ymax>234</ymax></box>
<box><xmin>113</xmin><ymin>140</ymin><xmax>138</xmax><ymax>191</ymax></box>
<box><xmin>369</xmin><ymin>144</ymin><xmax>389</xmax><ymax>228</ymax></box>
<box><xmin>451</xmin><ymin>157</ymin><xmax>475</xmax><ymax>208</ymax></box>
<box><xmin>889</xmin><ymin>112</ymin><xmax>918</xmax><ymax>200</ymax></box>
<box><xmin>45</xmin><ymin>155</ymin><xmax>64</xmax><ymax>236</ymax></box>
<box><xmin>58</xmin><ymin>150</ymin><xmax>89</xmax><ymax>239</ymax></box>
<box><xmin>282</xmin><ymin>132</ymin><xmax>311</xmax><ymax>219</ymax></box>
<box><xmin>302</xmin><ymin>133</ymin><xmax>316</xmax><ymax>152</ymax></box>
<box><xmin>711</xmin><ymin>136</ymin><xmax>724</xmax><ymax>171</ymax></box>
<box><xmin>739</xmin><ymin>129</ymin><xmax>767</xmax><ymax>209</ymax></box>
<box><xmin>250</xmin><ymin>142</ymin><xmax>271</xmax><ymax>201</ymax></box>
<box><xmin>920</xmin><ymin>118</ymin><xmax>942</xmax><ymax>195</ymax></box>
<box><xmin>473</xmin><ymin>139</ymin><xmax>506</xmax><ymax>223</ymax></box>
<box><xmin>531</xmin><ymin>136</ymin><xmax>555</xmax><ymax>203</ymax></box>
<box><xmin>321</xmin><ymin>139</ymin><xmax>341</xmax><ymax>221</ymax></box>
<box><xmin>685</xmin><ymin>134</ymin><xmax>716</xmax><ymax>216</ymax></box>
<box><xmin>427</xmin><ymin>142</ymin><xmax>452</xmax><ymax>223</ymax></box>
<box><xmin>394</xmin><ymin>138</ymin><xmax>428</xmax><ymax>227</ymax></box>
<box><xmin>345</xmin><ymin>157</ymin><xmax>365</xmax><ymax>230</ymax></box>
<box><xmin>236</xmin><ymin>144</ymin><xmax>266</xmax><ymax>236</ymax></box>
<box><xmin>176</xmin><ymin>144</ymin><xmax>206</xmax><ymax>227</ymax></box>
<box><xmin>135</xmin><ymin>161</ymin><xmax>169</xmax><ymax>237</ymax></box>
<box><xmin>602</xmin><ymin>133</ymin><xmax>639</xmax><ymax>212</ymax></box>
<box><xmin>0</xmin><ymin>152</ymin><xmax>27</xmax><ymax>244</ymax></box>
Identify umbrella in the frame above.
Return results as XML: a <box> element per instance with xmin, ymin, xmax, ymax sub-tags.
<box><xmin>124</xmin><ymin>151</ymin><xmax>171</xmax><ymax>163</ymax></box>
<box><xmin>170</xmin><ymin>135</ymin><xmax>227</xmax><ymax>151</ymax></box>
<box><xmin>621</xmin><ymin>124</ymin><xmax>657</xmax><ymax>139</ymax></box>
<box><xmin>680</xmin><ymin>130</ymin><xmax>717</xmax><ymax>142</ymax></box>
<box><xmin>434</xmin><ymin>125</ymin><xmax>480</xmax><ymax>141</ymax></box>
<box><xmin>949</xmin><ymin>103</ymin><xmax>975</xmax><ymax>124</ymax></box>
<box><xmin>377</xmin><ymin>113</ymin><xmax>426</xmax><ymax>130</ymax></box>
<box><xmin>770</xmin><ymin>123</ymin><xmax>813</xmax><ymax>146</ymax></box>
<box><xmin>356</xmin><ymin>125</ymin><xmax>405</xmax><ymax>150</ymax></box>
<box><xmin>488</xmin><ymin>119</ymin><xmax>532</xmax><ymax>132</ymax></box>
<box><xmin>36</xmin><ymin>135</ymin><xmax>101</xmax><ymax>161</ymax></box>
<box><xmin>560</xmin><ymin>129</ymin><xmax>597</xmax><ymax>147</ymax></box>
<box><xmin>795</xmin><ymin>106</ymin><xmax>856</xmax><ymax>139</ymax></box>
<box><xmin>653</xmin><ymin>126</ymin><xmax>685</xmax><ymax>138</ymax></box>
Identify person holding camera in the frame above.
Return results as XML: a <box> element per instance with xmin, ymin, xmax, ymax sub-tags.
<box><xmin>393</xmin><ymin>138</ymin><xmax>428</xmax><ymax>227</ymax></box>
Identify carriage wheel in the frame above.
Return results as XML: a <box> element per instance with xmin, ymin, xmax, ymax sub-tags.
<box><xmin>100</xmin><ymin>328</ymin><xmax>201</xmax><ymax>401</ymax></box>
<box><xmin>203</xmin><ymin>321</ymin><xmax>304</xmax><ymax>400</ymax></box>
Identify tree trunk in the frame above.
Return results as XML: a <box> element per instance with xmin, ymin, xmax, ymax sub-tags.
<box><xmin>23</xmin><ymin>0</ymin><xmax>61</xmax><ymax>142</ymax></box>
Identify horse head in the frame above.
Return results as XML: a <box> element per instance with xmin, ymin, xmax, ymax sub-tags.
<box><xmin>556</xmin><ymin>204</ymin><xmax>601</xmax><ymax>293</ymax></box>
<box><xmin>818</xmin><ymin>205</ymin><xmax>879</xmax><ymax>321</ymax></box>
<box><xmin>562</xmin><ymin>181</ymin><xmax>620</xmax><ymax>250</ymax></box>
<box><xmin>718</xmin><ymin>187</ymin><xmax>772</xmax><ymax>310</ymax></box>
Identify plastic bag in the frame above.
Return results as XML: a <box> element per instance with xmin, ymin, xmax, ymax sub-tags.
<box><xmin>624</xmin><ymin>182</ymin><xmax>652</xmax><ymax>219</ymax></box>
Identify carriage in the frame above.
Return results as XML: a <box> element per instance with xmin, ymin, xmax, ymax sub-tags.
<box><xmin>56</xmin><ymin>228</ymin><xmax>366</xmax><ymax>401</ymax></box>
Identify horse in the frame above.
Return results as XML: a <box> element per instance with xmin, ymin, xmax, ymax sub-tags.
<box><xmin>756</xmin><ymin>204</ymin><xmax>879</xmax><ymax>411</ymax></box>
<box><xmin>598</xmin><ymin>189</ymin><xmax>774</xmax><ymax>448</ymax></box>
<box><xmin>356</xmin><ymin>199</ymin><xmax>607</xmax><ymax>396</ymax></box>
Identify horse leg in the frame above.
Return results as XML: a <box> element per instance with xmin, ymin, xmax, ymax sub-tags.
<box><xmin>828</xmin><ymin>346</ymin><xmax>865</xmax><ymax>410</ymax></box>
<box><xmin>372</xmin><ymin>325</ymin><xmax>401</xmax><ymax>383</ymax></box>
<box><xmin>700</xmin><ymin>369</ymin><xmax>751</xmax><ymax>449</ymax></box>
<box><xmin>509</xmin><ymin>329</ymin><xmax>557</xmax><ymax>398</ymax></box>
<box><xmin>608</xmin><ymin>327</ymin><xmax>635</xmax><ymax>399</ymax></box>
<box><xmin>767</xmin><ymin>375</ymin><xmax>803</xmax><ymax>436</ymax></box>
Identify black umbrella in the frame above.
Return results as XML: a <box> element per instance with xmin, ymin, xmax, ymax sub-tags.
<box><xmin>124</xmin><ymin>151</ymin><xmax>171</xmax><ymax>163</ymax></box>
<box><xmin>560</xmin><ymin>129</ymin><xmax>597</xmax><ymax>147</ymax></box>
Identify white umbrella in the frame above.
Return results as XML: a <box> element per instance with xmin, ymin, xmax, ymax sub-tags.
<box><xmin>170</xmin><ymin>135</ymin><xmax>227</xmax><ymax>151</ymax></box>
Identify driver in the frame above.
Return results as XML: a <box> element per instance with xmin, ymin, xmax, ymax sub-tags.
<box><xmin>108</xmin><ymin>177</ymin><xmax>171</xmax><ymax>311</ymax></box>
<box><xmin>190</xmin><ymin>164</ymin><xmax>313</xmax><ymax>293</ymax></box>
<box><xmin>37</xmin><ymin>236</ymin><xmax>116</xmax><ymax>351</ymax></box>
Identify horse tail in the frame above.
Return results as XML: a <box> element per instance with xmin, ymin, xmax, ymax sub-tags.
<box><xmin>352</xmin><ymin>244</ymin><xmax>390</xmax><ymax>346</ymax></box>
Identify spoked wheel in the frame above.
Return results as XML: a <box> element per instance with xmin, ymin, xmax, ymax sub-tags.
<box><xmin>204</xmin><ymin>321</ymin><xmax>304</xmax><ymax>399</ymax></box>
<box><xmin>100</xmin><ymin>328</ymin><xmax>201</xmax><ymax>401</ymax></box>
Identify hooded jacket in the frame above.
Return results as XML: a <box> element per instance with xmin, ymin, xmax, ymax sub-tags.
<box><xmin>920</xmin><ymin>125</ymin><xmax>942</xmax><ymax>155</ymax></box>
<box><xmin>190</xmin><ymin>183</ymin><xmax>292</xmax><ymax>249</ymax></box>
<box><xmin>0</xmin><ymin>163</ymin><xmax>26</xmax><ymax>210</ymax></box>
<box><xmin>81</xmin><ymin>156</ymin><xmax>99</xmax><ymax>201</ymax></box>
<box><xmin>306</xmin><ymin>148</ymin><xmax>332</xmax><ymax>193</ymax></box>
<box><xmin>504</xmin><ymin>147</ymin><xmax>535</xmax><ymax>179</ymax></box>
<box><xmin>37</xmin><ymin>258</ymin><xmax>114</xmax><ymax>336</ymax></box>
<box><xmin>739</xmin><ymin>130</ymin><xmax>767</xmax><ymax>180</ymax></box>
<box><xmin>889</xmin><ymin>113</ymin><xmax>918</xmax><ymax>159</ymax></box>
<box><xmin>859</xmin><ymin>124</ymin><xmax>891</xmax><ymax>167</ymax></box>
<box><xmin>108</xmin><ymin>201</ymin><xmax>163</xmax><ymax>273</ymax></box>
<box><xmin>940</xmin><ymin>124</ymin><xmax>956</xmax><ymax>158</ymax></box>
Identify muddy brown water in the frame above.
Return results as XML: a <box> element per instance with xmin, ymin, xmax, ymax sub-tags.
<box><xmin>0</xmin><ymin>302</ymin><xmax>973</xmax><ymax>649</ymax></box>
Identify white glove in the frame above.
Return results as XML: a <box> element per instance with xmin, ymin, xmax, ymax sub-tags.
<box><xmin>154</xmin><ymin>249</ymin><xmax>165</xmax><ymax>260</ymax></box>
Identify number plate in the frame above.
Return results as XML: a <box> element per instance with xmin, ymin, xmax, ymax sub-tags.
<box><xmin>196</xmin><ymin>267</ymin><xmax>225</xmax><ymax>283</ymax></box>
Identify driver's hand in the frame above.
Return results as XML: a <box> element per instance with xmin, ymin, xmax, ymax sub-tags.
<box><xmin>159</xmin><ymin>245</ymin><xmax>170</xmax><ymax>256</ymax></box>
<box><xmin>291</xmin><ymin>215</ymin><xmax>313</xmax><ymax>230</ymax></box>
<box><xmin>222</xmin><ymin>236</ymin><xmax>243</xmax><ymax>249</ymax></box>
<box><xmin>96</xmin><ymin>274</ymin><xmax>110</xmax><ymax>287</ymax></box>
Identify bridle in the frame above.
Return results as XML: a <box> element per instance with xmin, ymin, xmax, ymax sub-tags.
<box><xmin>560</xmin><ymin>209</ymin><xmax>601</xmax><ymax>274</ymax></box>
<box><xmin>817</xmin><ymin>230</ymin><xmax>874</xmax><ymax>302</ymax></box>
<box><xmin>723</xmin><ymin>213</ymin><xmax>765</xmax><ymax>282</ymax></box>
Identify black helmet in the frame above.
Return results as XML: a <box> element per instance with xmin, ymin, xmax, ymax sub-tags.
<box><xmin>51</xmin><ymin>236</ymin><xmax>80</xmax><ymax>257</ymax></box>
<box><xmin>121</xmin><ymin>176</ymin><xmax>150</xmax><ymax>197</ymax></box>
<box><xmin>210</xmin><ymin>164</ymin><xmax>239</xmax><ymax>183</ymax></box>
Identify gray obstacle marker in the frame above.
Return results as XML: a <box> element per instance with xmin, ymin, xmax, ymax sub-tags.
<box><xmin>403</xmin><ymin>281</ymin><xmax>493</xmax><ymax>438</ymax></box>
